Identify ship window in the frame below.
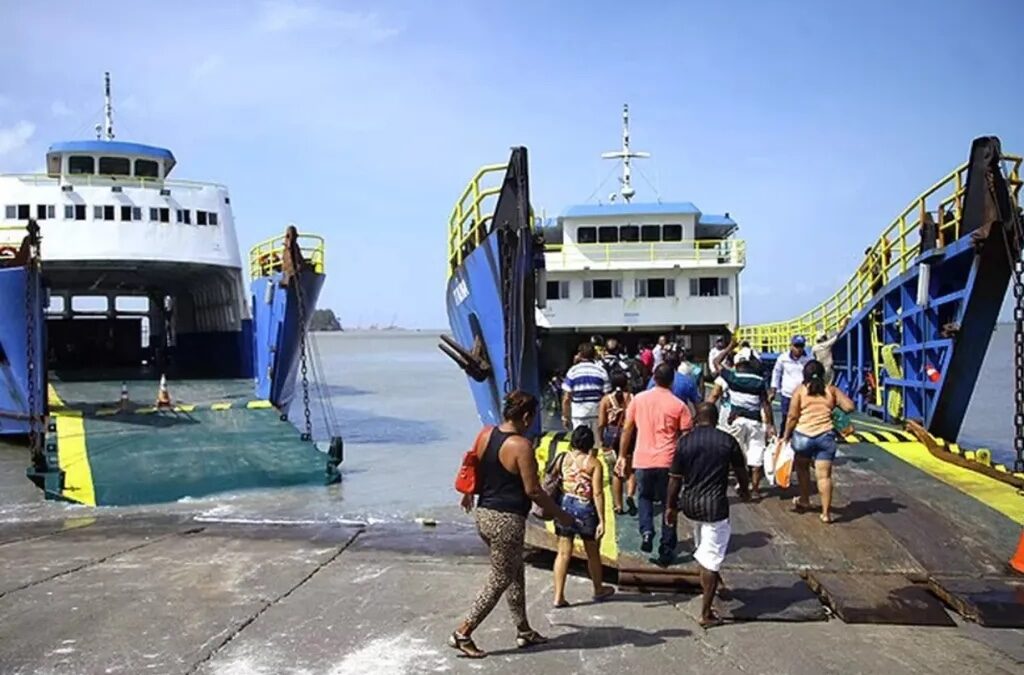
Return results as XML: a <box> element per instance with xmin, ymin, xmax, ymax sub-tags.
<box><xmin>115</xmin><ymin>296</ymin><xmax>149</xmax><ymax>312</ymax></box>
<box><xmin>597</xmin><ymin>226</ymin><xmax>618</xmax><ymax>243</ymax></box>
<box><xmin>151</xmin><ymin>207</ymin><xmax>170</xmax><ymax>223</ymax></box>
<box><xmin>197</xmin><ymin>210</ymin><xmax>207</xmax><ymax>226</ymax></box>
<box><xmin>663</xmin><ymin>224</ymin><xmax>683</xmax><ymax>242</ymax></box>
<box><xmin>641</xmin><ymin>225</ymin><xmax>661</xmax><ymax>242</ymax></box>
<box><xmin>132</xmin><ymin>207</ymin><xmax>142</xmax><ymax>220</ymax></box>
<box><xmin>134</xmin><ymin>159</ymin><xmax>159</xmax><ymax>178</ymax></box>
<box><xmin>177</xmin><ymin>209</ymin><xmax>191</xmax><ymax>224</ymax></box>
<box><xmin>3</xmin><ymin>205</ymin><xmax>14</xmax><ymax>219</ymax></box>
<box><xmin>65</xmin><ymin>204</ymin><xmax>86</xmax><ymax>220</ymax></box>
<box><xmin>94</xmin><ymin>205</ymin><xmax>115</xmax><ymax>221</ymax></box>
<box><xmin>36</xmin><ymin>205</ymin><xmax>55</xmax><ymax>220</ymax></box>
<box><xmin>72</xmin><ymin>295</ymin><xmax>108</xmax><ymax>312</ymax></box>
<box><xmin>720</xmin><ymin>278</ymin><xmax>730</xmax><ymax>295</ymax></box>
<box><xmin>17</xmin><ymin>204</ymin><xmax>30</xmax><ymax>219</ymax></box>
<box><xmin>694</xmin><ymin>277</ymin><xmax>729</xmax><ymax>297</ymax></box>
<box><xmin>576</xmin><ymin>226</ymin><xmax>597</xmax><ymax>244</ymax></box>
<box><xmin>620</xmin><ymin>225</ymin><xmax>639</xmax><ymax>242</ymax></box>
<box><xmin>98</xmin><ymin>157</ymin><xmax>131</xmax><ymax>176</ymax></box>
<box><xmin>583</xmin><ymin>279</ymin><xmax>621</xmax><ymax>299</ymax></box>
<box><xmin>546</xmin><ymin>280</ymin><xmax>570</xmax><ymax>300</ymax></box>
<box><xmin>209</xmin><ymin>212</ymin><xmax>218</xmax><ymax>225</ymax></box>
<box><xmin>121</xmin><ymin>206</ymin><xmax>133</xmax><ymax>221</ymax></box>
<box><xmin>159</xmin><ymin>208</ymin><xmax>169</xmax><ymax>223</ymax></box>
<box><xmin>68</xmin><ymin>156</ymin><xmax>95</xmax><ymax>175</ymax></box>
<box><xmin>636</xmin><ymin>278</ymin><xmax>675</xmax><ymax>298</ymax></box>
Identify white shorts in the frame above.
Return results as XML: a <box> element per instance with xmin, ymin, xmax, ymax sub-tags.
<box><xmin>693</xmin><ymin>519</ymin><xmax>731</xmax><ymax>572</ymax></box>
<box><xmin>571</xmin><ymin>416</ymin><xmax>599</xmax><ymax>438</ymax></box>
<box><xmin>721</xmin><ymin>415</ymin><xmax>770</xmax><ymax>470</ymax></box>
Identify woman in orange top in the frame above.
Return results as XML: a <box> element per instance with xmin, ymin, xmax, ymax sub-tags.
<box><xmin>781</xmin><ymin>360</ymin><xmax>855</xmax><ymax>523</ymax></box>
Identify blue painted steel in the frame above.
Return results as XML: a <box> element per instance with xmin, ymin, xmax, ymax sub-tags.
<box><xmin>562</xmin><ymin>202</ymin><xmax>700</xmax><ymax>218</ymax></box>
<box><xmin>47</xmin><ymin>140</ymin><xmax>176</xmax><ymax>164</ymax></box>
<box><xmin>0</xmin><ymin>266</ymin><xmax>45</xmax><ymax>436</ymax></box>
<box><xmin>698</xmin><ymin>214</ymin><xmax>737</xmax><ymax>226</ymax></box>
<box><xmin>252</xmin><ymin>269</ymin><xmax>325</xmax><ymax>410</ymax></box>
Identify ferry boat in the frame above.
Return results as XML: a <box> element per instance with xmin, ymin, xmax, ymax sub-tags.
<box><xmin>442</xmin><ymin>107</ymin><xmax>1024</xmax><ymax>626</ymax></box>
<box><xmin>0</xmin><ymin>74</ymin><xmax>338</xmax><ymax>505</ymax></box>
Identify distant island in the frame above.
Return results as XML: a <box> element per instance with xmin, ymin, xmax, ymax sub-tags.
<box><xmin>309</xmin><ymin>309</ymin><xmax>343</xmax><ymax>331</ymax></box>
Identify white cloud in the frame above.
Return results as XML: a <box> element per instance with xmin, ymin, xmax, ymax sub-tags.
<box><xmin>254</xmin><ymin>0</ymin><xmax>400</xmax><ymax>41</ymax></box>
<box><xmin>51</xmin><ymin>100</ymin><xmax>72</xmax><ymax>117</ymax></box>
<box><xmin>0</xmin><ymin>121</ymin><xmax>35</xmax><ymax>157</ymax></box>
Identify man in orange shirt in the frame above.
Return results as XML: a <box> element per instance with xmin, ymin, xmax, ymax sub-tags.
<box><xmin>616</xmin><ymin>363</ymin><xmax>694</xmax><ymax>565</ymax></box>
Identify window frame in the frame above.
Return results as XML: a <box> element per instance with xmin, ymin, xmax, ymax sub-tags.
<box><xmin>16</xmin><ymin>204</ymin><xmax>30</xmax><ymax>220</ymax></box>
<box><xmin>4</xmin><ymin>205</ymin><xmax>15</xmax><ymax>219</ymax></box>
<box><xmin>641</xmin><ymin>224</ymin><xmax>661</xmax><ymax>242</ymax></box>
<box><xmin>134</xmin><ymin>158</ymin><xmax>159</xmax><ymax>179</ymax></box>
<box><xmin>619</xmin><ymin>225</ymin><xmax>640</xmax><ymax>242</ymax></box>
<box><xmin>662</xmin><ymin>224</ymin><xmax>683</xmax><ymax>242</ymax></box>
<box><xmin>98</xmin><ymin>156</ymin><xmax>131</xmax><ymax>176</ymax></box>
<box><xmin>576</xmin><ymin>226</ymin><xmax>597</xmax><ymax>244</ymax></box>
<box><xmin>68</xmin><ymin>156</ymin><xmax>95</xmax><ymax>175</ymax></box>
<box><xmin>597</xmin><ymin>226</ymin><xmax>619</xmax><ymax>243</ymax></box>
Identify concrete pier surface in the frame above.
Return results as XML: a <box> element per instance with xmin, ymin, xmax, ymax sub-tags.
<box><xmin>1</xmin><ymin>514</ymin><xmax>1022</xmax><ymax>675</ymax></box>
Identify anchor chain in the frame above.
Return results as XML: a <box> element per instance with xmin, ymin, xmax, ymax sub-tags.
<box><xmin>500</xmin><ymin>228</ymin><xmax>515</xmax><ymax>394</ymax></box>
<box><xmin>23</xmin><ymin>221</ymin><xmax>41</xmax><ymax>468</ymax></box>
<box><xmin>293</xmin><ymin>258</ymin><xmax>313</xmax><ymax>443</ymax></box>
<box><xmin>1007</xmin><ymin>211</ymin><xmax>1024</xmax><ymax>474</ymax></box>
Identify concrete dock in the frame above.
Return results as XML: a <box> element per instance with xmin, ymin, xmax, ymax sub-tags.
<box><xmin>2</xmin><ymin>509</ymin><xmax>1023</xmax><ymax>675</ymax></box>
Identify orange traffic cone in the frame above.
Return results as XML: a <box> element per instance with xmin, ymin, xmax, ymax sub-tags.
<box><xmin>1011</xmin><ymin>529</ymin><xmax>1024</xmax><ymax>575</ymax></box>
<box><xmin>119</xmin><ymin>381</ymin><xmax>130</xmax><ymax>411</ymax></box>
<box><xmin>155</xmin><ymin>375</ymin><xmax>172</xmax><ymax>409</ymax></box>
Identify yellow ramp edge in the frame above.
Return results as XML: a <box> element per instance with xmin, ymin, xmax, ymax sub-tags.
<box><xmin>876</xmin><ymin>441</ymin><xmax>1024</xmax><ymax>525</ymax></box>
<box><xmin>53</xmin><ymin>410</ymin><xmax>96</xmax><ymax>507</ymax></box>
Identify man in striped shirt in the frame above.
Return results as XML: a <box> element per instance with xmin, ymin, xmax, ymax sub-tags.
<box><xmin>562</xmin><ymin>342</ymin><xmax>611</xmax><ymax>436</ymax></box>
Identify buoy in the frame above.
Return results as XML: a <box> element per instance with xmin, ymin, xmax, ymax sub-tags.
<box><xmin>1011</xmin><ymin>529</ymin><xmax>1024</xmax><ymax>575</ymax></box>
<box><xmin>155</xmin><ymin>374</ymin><xmax>172</xmax><ymax>408</ymax></box>
<box><xmin>925</xmin><ymin>363</ymin><xmax>940</xmax><ymax>383</ymax></box>
<box><xmin>119</xmin><ymin>381</ymin><xmax>130</xmax><ymax>411</ymax></box>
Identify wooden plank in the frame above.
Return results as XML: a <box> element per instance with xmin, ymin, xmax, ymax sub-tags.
<box><xmin>716</xmin><ymin>571</ymin><xmax>826</xmax><ymax>622</ymax></box>
<box><xmin>928</xmin><ymin>576</ymin><xmax>1024</xmax><ymax>628</ymax></box>
<box><xmin>806</xmin><ymin>573</ymin><xmax>955</xmax><ymax>625</ymax></box>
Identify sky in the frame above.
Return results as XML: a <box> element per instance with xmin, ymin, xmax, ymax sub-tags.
<box><xmin>1</xmin><ymin>0</ymin><xmax>1022</xmax><ymax>328</ymax></box>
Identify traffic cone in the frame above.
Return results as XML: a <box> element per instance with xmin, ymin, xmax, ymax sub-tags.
<box><xmin>119</xmin><ymin>381</ymin><xmax>130</xmax><ymax>411</ymax></box>
<box><xmin>1011</xmin><ymin>529</ymin><xmax>1024</xmax><ymax>575</ymax></box>
<box><xmin>155</xmin><ymin>375</ymin><xmax>172</xmax><ymax>409</ymax></box>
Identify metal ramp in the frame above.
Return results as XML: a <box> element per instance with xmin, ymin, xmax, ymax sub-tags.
<box><xmin>42</xmin><ymin>378</ymin><xmax>333</xmax><ymax>506</ymax></box>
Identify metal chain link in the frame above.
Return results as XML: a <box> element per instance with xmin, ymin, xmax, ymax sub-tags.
<box><xmin>500</xmin><ymin>229</ymin><xmax>515</xmax><ymax>394</ymax></box>
<box><xmin>24</xmin><ymin>223</ymin><xmax>40</xmax><ymax>466</ymax></box>
<box><xmin>293</xmin><ymin>259</ymin><xmax>313</xmax><ymax>443</ymax></box>
<box><xmin>1009</xmin><ymin>228</ymin><xmax>1024</xmax><ymax>474</ymax></box>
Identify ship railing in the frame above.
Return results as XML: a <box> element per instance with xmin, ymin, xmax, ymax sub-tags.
<box><xmin>544</xmin><ymin>239</ymin><xmax>746</xmax><ymax>267</ymax></box>
<box><xmin>737</xmin><ymin>154</ymin><xmax>1022</xmax><ymax>352</ymax></box>
<box><xmin>0</xmin><ymin>173</ymin><xmax>228</xmax><ymax>192</ymax></box>
<box><xmin>248</xmin><ymin>233</ymin><xmax>326</xmax><ymax>280</ymax></box>
<box><xmin>0</xmin><ymin>224</ymin><xmax>25</xmax><ymax>247</ymax></box>
<box><xmin>447</xmin><ymin>163</ymin><xmax>507</xmax><ymax>277</ymax></box>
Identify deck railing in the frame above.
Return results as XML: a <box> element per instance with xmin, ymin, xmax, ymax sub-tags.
<box><xmin>545</xmin><ymin>239</ymin><xmax>746</xmax><ymax>267</ymax></box>
<box><xmin>248</xmin><ymin>233</ymin><xmax>326</xmax><ymax>280</ymax></box>
<box><xmin>737</xmin><ymin>154</ymin><xmax>1023</xmax><ymax>352</ymax></box>
<box><xmin>0</xmin><ymin>173</ymin><xmax>227</xmax><ymax>191</ymax></box>
<box><xmin>447</xmin><ymin>163</ymin><xmax>508</xmax><ymax>277</ymax></box>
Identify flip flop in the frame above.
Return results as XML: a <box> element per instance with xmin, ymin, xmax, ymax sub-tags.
<box><xmin>515</xmin><ymin>630</ymin><xmax>549</xmax><ymax>649</ymax></box>
<box><xmin>553</xmin><ymin>599</ymin><xmax>570</xmax><ymax>608</ymax></box>
<box><xmin>791</xmin><ymin>497</ymin><xmax>811</xmax><ymax>513</ymax></box>
<box><xmin>820</xmin><ymin>513</ymin><xmax>833</xmax><ymax>524</ymax></box>
<box><xmin>593</xmin><ymin>586</ymin><xmax>616</xmax><ymax>602</ymax></box>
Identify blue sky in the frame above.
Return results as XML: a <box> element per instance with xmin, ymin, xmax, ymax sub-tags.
<box><xmin>1</xmin><ymin>1</ymin><xmax>1022</xmax><ymax>327</ymax></box>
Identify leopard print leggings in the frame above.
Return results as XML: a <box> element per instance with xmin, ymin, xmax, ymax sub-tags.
<box><xmin>464</xmin><ymin>507</ymin><xmax>529</xmax><ymax>632</ymax></box>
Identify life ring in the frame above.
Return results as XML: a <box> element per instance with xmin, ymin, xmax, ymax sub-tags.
<box><xmin>0</xmin><ymin>245</ymin><xmax>18</xmax><ymax>259</ymax></box>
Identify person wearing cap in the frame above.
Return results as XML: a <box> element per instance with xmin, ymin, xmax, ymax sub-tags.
<box><xmin>710</xmin><ymin>337</ymin><xmax>775</xmax><ymax>496</ymax></box>
<box><xmin>770</xmin><ymin>335</ymin><xmax>812</xmax><ymax>436</ymax></box>
<box><xmin>812</xmin><ymin>316</ymin><xmax>850</xmax><ymax>384</ymax></box>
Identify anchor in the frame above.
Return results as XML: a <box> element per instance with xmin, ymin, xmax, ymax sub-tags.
<box><xmin>438</xmin><ymin>333</ymin><xmax>492</xmax><ymax>382</ymax></box>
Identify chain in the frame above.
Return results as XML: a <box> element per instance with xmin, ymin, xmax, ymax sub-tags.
<box><xmin>293</xmin><ymin>261</ymin><xmax>313</xmax><ymax>443</ymax></box>
<box><xmin>1007</xmin><ymin>212</ymin><xmax>1024</xmax><ymax>474</ymax></box>
<box><xmin>24</xmin><ymin>223</ymin><xmax>41</xmax><ymax>466</ymax></box>
<box><xmin>500</xmin><ymin>229</ymin><xmax>515</xmax><ymax>394</ymax></box>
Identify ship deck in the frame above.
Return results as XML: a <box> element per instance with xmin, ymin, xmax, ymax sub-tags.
<box><xmin>527</xmin><ymin>413</ymin><xmax>1024</xmax><ymax>627</ymax></box>
<box><xmin>44</xmin><ymin>376</ymin><xmax>330</xmax><ymax>506</ymax></box>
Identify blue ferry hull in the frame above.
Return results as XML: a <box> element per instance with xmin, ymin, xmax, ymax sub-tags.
<box><xmin>0</xmin><ymin>265</ymin><xmax>45</xmax><ymax>436</ymax></box>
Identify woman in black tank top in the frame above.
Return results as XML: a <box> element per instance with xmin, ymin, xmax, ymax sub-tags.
<box><xmin>450</xmin><ymin>391</ymin><xmax>574</xmax><ymax>659</ymax></box>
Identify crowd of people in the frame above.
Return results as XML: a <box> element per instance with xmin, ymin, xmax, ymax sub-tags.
<box><xmin>452</xmin><ymin>329</ymin><xmax>854</xmax><ymax>658</ymax></box>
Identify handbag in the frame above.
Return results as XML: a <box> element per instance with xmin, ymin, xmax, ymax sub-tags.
<box><xmin>772</xmin><ymin>439</ymin><xmax>795</xmax><ymax>489</ymax></box>
<box><xmin>531</xmin><ymin>451</ymin><xmax>567</xmax><ymax>520</ymax></box>
<box><xmin>831</xmin><ymin>408</ymin><xmax>854</xmax><ymax>437</ymax></box>
<box><xmin>455</xmin><ymin>426</ymin><xmax>493</xmax><ymax>495</ymax></box>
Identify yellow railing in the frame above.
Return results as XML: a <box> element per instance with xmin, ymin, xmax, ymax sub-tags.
<box><xmin>0</xmin><ymin>225</ymin><xmax>24</xmax><ymax>245</ymax></box>
<box><xmin>737</xmin><ymin>154</ymin><xmax>1022</xmax><ymax>353</ymax></box>
<box><xmin>447</xmin><ymin>163</ymin><xmax>508</xmax><ymax>276</ymax></box>
<box><xmin>0</xmin><ymin>173</ymin><xmax>227</xmax><ymax>191</ymax></box>
<box><xmin>248</xmin><ymin>233</ymin><xmax>326</xmax><ymax>280</ymax></box>
<box><xmin>544</xmin><ymin>239</ymin><xmax>746</xmax><ymax>266</ymax></box>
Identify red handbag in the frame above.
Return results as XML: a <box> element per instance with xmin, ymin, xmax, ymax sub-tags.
<box><xmin>455</xmin><ymin>426</ymin><xmax>493</xmax><ymax>495</ymax></box>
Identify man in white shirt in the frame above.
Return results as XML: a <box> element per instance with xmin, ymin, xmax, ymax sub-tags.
<box><xmin>769</xmin><ymin>335</ymin><xmax>811</xmax><ymax>435</ymax></box>
<box><xmin>652</xmin><ymin>335</ymin><xmax>668</xmax><ymax>369</ymax></box>
<box><xmin>707</xmin><ymin>336</ymin><xmax>727</xmax><ymax>378</ymax></box>
<box><xmin>562</xmin><ymin>342</ymin><xmax>611</xmax><ymax>436</ymax></box>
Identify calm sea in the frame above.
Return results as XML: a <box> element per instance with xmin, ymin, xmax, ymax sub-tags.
<box><xmin>0</xmin><ymin>327</ymin><xmax>1016</xmax><ymax>525</ymax></box>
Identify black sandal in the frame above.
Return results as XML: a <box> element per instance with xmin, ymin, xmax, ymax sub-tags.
<box><xmin>448</xmin><ymin>631</ymin><xmax>486</xmax><ymax>659</ymax></box>
<box><xmin>515</xmin><ymin>629</ymin><xmax>549</xmax><ymax>648</ymax></box>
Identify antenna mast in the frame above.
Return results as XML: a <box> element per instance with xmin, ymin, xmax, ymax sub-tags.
<box><xmin>99</xmin><ymin>71</ymin><xmax>115</xmax><ymax>141</ymax></box>
<box><xmin>601</xmin><ymin>103</ymin><xmax>650</xmax><ymax>202</ymax></box>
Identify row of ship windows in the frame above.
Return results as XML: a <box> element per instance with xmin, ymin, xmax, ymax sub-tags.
<box><xmin>4</xmin><ymin>204</ymin><xmax>218</xmax><ymax>225</ymax></box>
<box><xmin>547</xmin><ymin>277</ymin><xmax>731</xmax><ymax>300</ymax></box>
<box><xmin>67</xmin><ymin>156</ymin><xmax>160</xmax><ymax>178</ymax></box>
<box><xmin>576</xmin><ymin>224</ymin><xmax>684</xmax><ymax>244</ymax></box>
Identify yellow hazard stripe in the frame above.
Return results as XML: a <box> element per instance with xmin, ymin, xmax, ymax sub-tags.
<box><xmin>54</xmin><ymin>410</ymin><xmax>96</xmax><ymax>506</ymax></box>
<box><xmin>62</xmin><ymin>401</ymin><xmax>274</xmax><ymax>416</ymax></box>
<box><xmin>876</xmin><ymin>441</ymin><xmax>1024</xmax><ymax>524</ymax></box>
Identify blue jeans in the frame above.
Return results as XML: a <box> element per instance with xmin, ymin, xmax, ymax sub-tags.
<box><xmin>791</xmin><ymin>430</ymin><xmax>838</xmax><ymax>462</ymax></box>
<box><xmin>635</xmin><ymin>468</ymin><xmax>677</xmax><ymax>559</ymax></box>
<box><xmin>555</xmin><ymin>494</ymin><xmax>599</xmax><ymax>541</ymax></box>
<box><xmin>779</xmin><ymin>395</ymin><xmax>791</xmax><ymax>436</ymax></box>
